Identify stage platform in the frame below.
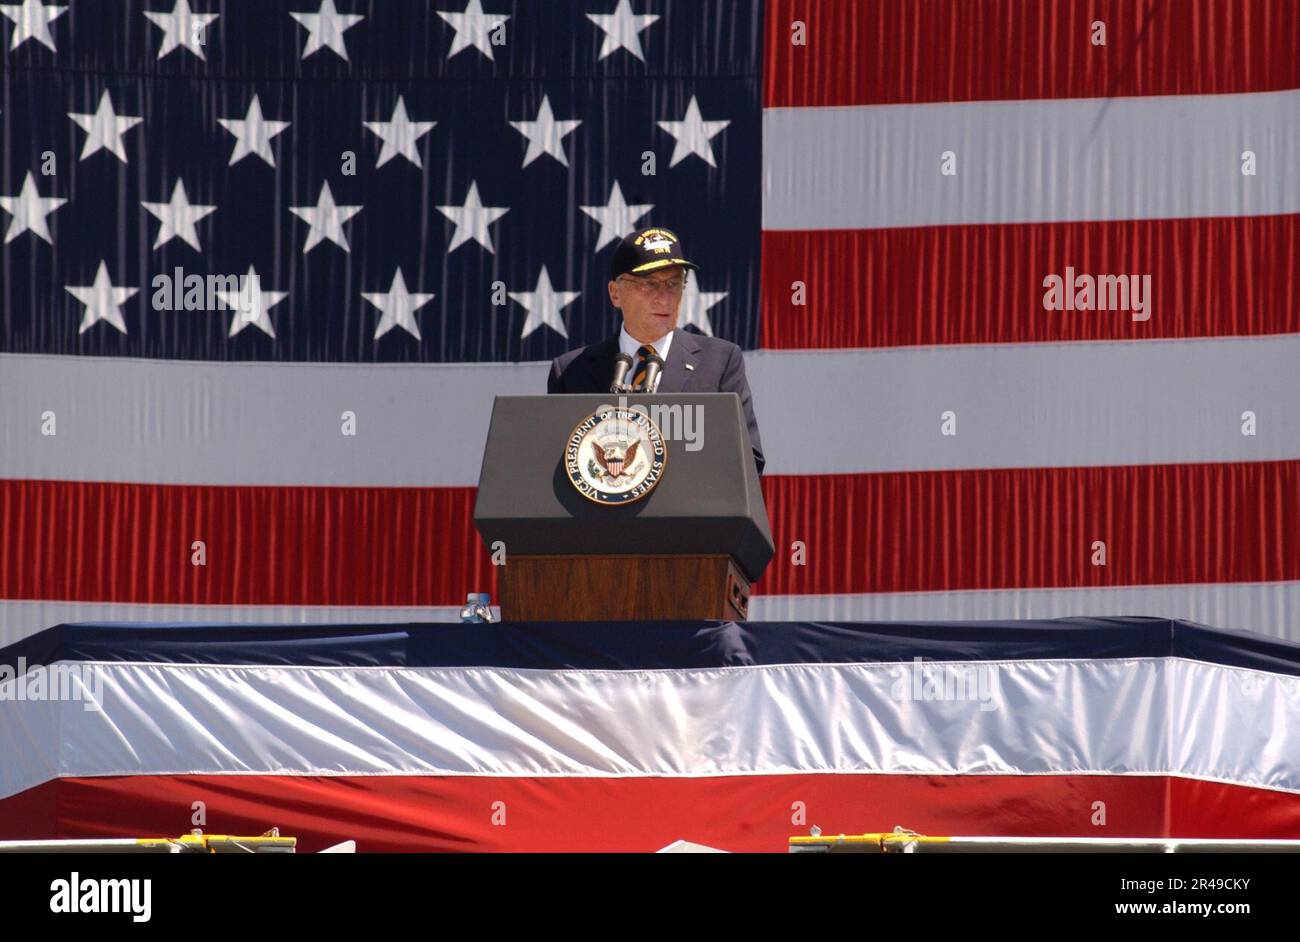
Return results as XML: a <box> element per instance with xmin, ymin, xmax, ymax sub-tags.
<box><xmin>1</xmin><ymin>616</ymin><xmax>1298</xmax><ymax>852</ymax></box>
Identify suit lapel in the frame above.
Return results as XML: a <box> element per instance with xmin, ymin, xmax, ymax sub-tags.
<box><xmin>657</xmin><ymin>328</ymin><xmax>701</xmax><ymax>392</ymax></box>
<box><xmin>581</xmin><ymin>334</ymin><xmax>621</xmax><ymax>392</ymax></box>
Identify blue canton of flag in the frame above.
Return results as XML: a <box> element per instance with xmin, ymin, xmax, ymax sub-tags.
<box><xmin>0</xmin><ymin>0</ymin><xmax>762</xmax><ymax>363</ymax></box>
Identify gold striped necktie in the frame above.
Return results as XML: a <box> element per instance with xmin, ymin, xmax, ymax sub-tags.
<box><xmin>631</xmin><ymin>343</ymin><xmax>657</xmax><ymax>389</ymax></box>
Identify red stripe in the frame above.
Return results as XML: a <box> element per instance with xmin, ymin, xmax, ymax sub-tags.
<box><xmin>2</xmin><ymin>461</ymin><xmax>1295</xmax><ymax>605</ymax></box>
<box><xmin>765</xmin><ymin>0</ymin><xmax>1300</xmax><ymax>108</ymax></box>
<box><xmin>758</xmin><ymin>461</ymin><xmax>1300</xmax><ymax>597</ymax></box>
<box><xmin>1</xmin><ymin>773</ymin><xmax>1295</xmax><ymax>851</ymax></box>
<box><xmin>0</xmin><ymin>479</ymin><xmax>495</xmax><ymax>607</ymax></box>
<box><xmin>759</xmin><ymin>216</ymin><xmax>1300</xmax><ymax>350</ymax></box>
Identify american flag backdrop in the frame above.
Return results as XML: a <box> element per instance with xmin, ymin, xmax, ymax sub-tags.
<box><xmin>1</xmin><ymin>0</ymin><xmax>1298</xmax><ymax>648</ymax></box>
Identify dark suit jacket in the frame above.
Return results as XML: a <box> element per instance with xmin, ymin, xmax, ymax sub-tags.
<box><xmin>547</xmin><ymin>327</ymin><xmax>765</xmax><ymax>474</ymax></box>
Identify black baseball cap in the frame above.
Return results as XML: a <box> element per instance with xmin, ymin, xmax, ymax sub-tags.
<box><xmin>609</xmin><ymin>226</ymin><xmax>700</xmax><ymax>280</ymax></box>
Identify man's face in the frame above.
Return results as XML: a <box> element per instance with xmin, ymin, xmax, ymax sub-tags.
<box><xmin>608</xmin><ymin>267</ymin><xmax>687</xmax><ymax>342</ymax></box>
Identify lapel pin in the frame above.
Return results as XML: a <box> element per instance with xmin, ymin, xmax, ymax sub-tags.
<box><xmin>685</xmin><ymin>363</ymin><xmax>695</xmax><ymax>371</ymax></box>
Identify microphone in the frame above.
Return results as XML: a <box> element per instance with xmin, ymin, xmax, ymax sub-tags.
<box><xmin>609</xmin><ymin>352</ymin><xmax>634</xmax><ymax>392</ymax></box>
<box><xmin>640</xmin><ymin>354</ymin><xmax>665</xmax><ymax>393</ymax></box>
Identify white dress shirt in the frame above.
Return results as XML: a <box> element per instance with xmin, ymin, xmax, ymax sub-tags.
<box><xmin>618</xmin><ymin>324</ymin><xmax>673</xmax><ymax>390</ymax></box>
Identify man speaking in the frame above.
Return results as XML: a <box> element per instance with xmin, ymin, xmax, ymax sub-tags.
<box><xmin>547</xmin><ymin>226</ymin><xmax>765</xmax><ymax>474</ymax></box>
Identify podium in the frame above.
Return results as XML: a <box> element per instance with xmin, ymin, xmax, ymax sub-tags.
<box><xmin>474</xmin><ymin>393</ymin><xmax>774</xmax><ymax>621</ymax></box>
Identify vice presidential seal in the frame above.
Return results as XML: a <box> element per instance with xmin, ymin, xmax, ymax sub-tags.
<box><xmin>565</xmin><ymin>406</ymin><xmax>667</xmax><ymax>504</ymax></box>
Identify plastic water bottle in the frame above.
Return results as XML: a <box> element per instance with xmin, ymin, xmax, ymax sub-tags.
<box><xmin>459</xmin><ymin>592</ymin><xmax>495</xmax><ymax>623</ymax></box>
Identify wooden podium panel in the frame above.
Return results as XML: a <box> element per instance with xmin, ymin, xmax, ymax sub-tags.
<box><xmin>499</xmin><ymin>554</ymin><xmax>750</xmax><ymax>621</ymax></box>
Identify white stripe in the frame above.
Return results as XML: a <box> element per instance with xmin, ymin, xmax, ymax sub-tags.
<box><xmin>763</xmin><ymin>89</ymin><xmax>1300</xmax><ymax>229</ymax></box>
<box><xmin>3</xmin><ymin>336</ymin><xmax>1296</xmax><ymax>483</ymax></box>
<box><xmin>1</xmin><ymin>658</ymin><xmax>1296</xmax><ymax>800</ymax></box>
<box><xmin>750</xmin><ymin>581</ymin><xmax>1300</xmax><ymax>644</ymax></box>
<box><xmin>0</xmin><ymin>600</ymin><xmax>474</xmax><ymax>651</ymax></box>
<box><xmin>0</xmin><ymin>352</ymin><xmax>547</xmax><ymax>487</ymax></box>
<box><xmin>746</xmin><ymin>335</ymin><xmax>1300</xmax><ymax>474</ymax></box>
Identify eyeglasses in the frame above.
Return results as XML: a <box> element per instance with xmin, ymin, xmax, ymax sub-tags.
<box><xmin>619</xmin><ymin>274</ymin><xmax>686</xmax><ymax>296</ymax></box>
